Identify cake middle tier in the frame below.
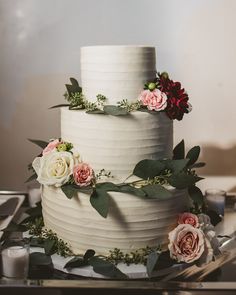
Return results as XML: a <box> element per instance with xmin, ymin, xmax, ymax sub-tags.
<box><xmin>61</xmin><ymin>108</ymin><xmax>173</xmax><ymax>181</ymax></box>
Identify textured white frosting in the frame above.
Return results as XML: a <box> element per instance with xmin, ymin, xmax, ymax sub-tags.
<box><xmin>61</xmin><ymin>108</ymin><xmax>173</xmax><ymax>181</ymax></box>
<box><xmin>81</xmin><ymin>46</ymin><xmax>156</xmax><ymax>104</ymax></box>
<box><xmin>41</xmin><ymin>45</ymin><xmax>187</xmax><ymax>256</ymax></box>
<box><xmin>42</xmin><ymin>185</ymin><xmax>189</xmax><ymax>255</ymax></box>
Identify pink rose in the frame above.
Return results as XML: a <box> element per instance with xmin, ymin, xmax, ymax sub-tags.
<box><xmin>178</xmin><ymin>212</ymin><xmax>199</xmax><ymax>228</ymax></box>
<box><xmin>73</xmin><ymin>163</ymin><xmax>94</xmax><ymax>187</ymax></box>
<box><xmin>42</xmin><ymin>139</ymin><xmax>60</xmax><ymax>155</ymax></box>
<box><xmin>139</xmin><ymin>89</ymin><xmax>167</xmax><ymax>111</ymax></box>
<box><xmin>168</xmin><ymin>224</ymin><xmax>205</xmax><ymax>263</ymax></box>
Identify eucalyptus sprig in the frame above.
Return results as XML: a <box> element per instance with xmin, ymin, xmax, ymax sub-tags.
<box><xmin>51</xmin><ymin>78</ymin><xmax>131</xmax><ymax>116</ymax></box>
<box><xmin>107</xmin><ymin>246</ymin><xmax>161</xmax><ymax>266</ymax></box>
<box><xmin>27</xmin><ymin>138</ymin><xmax>205</xmax><ymax>219</ymax></box>
<box><xmin>26</xmin><ymin>218</ymin><xmax>73</xmax><ymax>257</ymax></box>
<box><xmin>65</xmin><ymin>92</ymin><xmax>85</xmax><ymax>109</ymax></box>
<box><xmin>59</xmin><ymin>140</ymin><xmax>205</xmax><ymax>219</ymax></box>
<box><xmin>96</xmin><ymin>169</ymin><xmax>114</xmax><ymax>180</ymax></box>
<box><xmin>117</xmin><ymin>99</ymin><xmax>141</xmax><ymax>112</ymax></box>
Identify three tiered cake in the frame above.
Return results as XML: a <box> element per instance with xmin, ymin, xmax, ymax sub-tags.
<box><xmin>34</xmin><ymin>46</ymin><xmax>191</xmax><ymax>255</ymax></box>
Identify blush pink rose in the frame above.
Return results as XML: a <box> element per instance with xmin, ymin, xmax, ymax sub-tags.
<box><xmin>178</xmin><ymin>212</ymin><xmax>199</xmax><ymax>228</ymax></box>
<box><xmin>168</xmin><ymin>224</ymin><xmax>205</xmax><ymax>263</ymax></box>
<box><xmin>73</xmin><ymin>163</ymin><xmax>94</xmax><ymax>187</ymax></box>
<box><xmin>139</xmin><ymin>89</ymin><xmax>167</xmax><ymax>111</ymax></box>
<box><xmin>42</xmin><ymin>139</ymin><xmax>60</xmax><ymax>155</ymax></box>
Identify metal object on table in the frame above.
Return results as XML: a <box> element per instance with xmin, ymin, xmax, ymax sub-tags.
<box><xmin>0</xmin><ymin>191</ymin><xmax>27</xmax><ymax>196</ymax></box>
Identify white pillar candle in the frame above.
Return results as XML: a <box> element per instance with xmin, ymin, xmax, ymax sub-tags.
<box><xmin>1</xmin><ymin>246</ymin><xmax>29</xmax><ymax>278</ymax></box>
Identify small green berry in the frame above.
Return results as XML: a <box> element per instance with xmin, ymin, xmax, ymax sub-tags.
<box><xmin>57</xmin><ymin>143</ymin><xmax>67</xmax><ymax>152</ymax></box>
<box><xmin>148</xmin><ymin>82</ymin><xmax>156</xmax><ymax>91</ymax></box>
<box><xmin>160</xmin><ymin>72</ymin><xmax>169</xmax><ymax>79</ymax></box>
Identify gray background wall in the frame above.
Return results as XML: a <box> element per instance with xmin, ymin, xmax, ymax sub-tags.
<box><xmin>1</xmin><ymin>0</ymin><xmax>236</xmax><ymax>191</ymax></box>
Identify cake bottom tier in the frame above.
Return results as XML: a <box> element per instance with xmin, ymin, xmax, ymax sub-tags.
<box><xmin>42</xmin><ymin>186</ymin><xmax>189</xmax><ymax>255</ymax></box>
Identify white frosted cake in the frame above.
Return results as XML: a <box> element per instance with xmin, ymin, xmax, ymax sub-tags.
<box><xmin>40</xmin><ymin>46</ymin><xmax>189</xmax><ymax>255</ymax></box>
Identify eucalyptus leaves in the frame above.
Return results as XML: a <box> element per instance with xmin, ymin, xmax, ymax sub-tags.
<box><xmin>85</xmin><ymin>140</ymin><xmax>204</xmax><ymax>218</ymax></box>
<box><xmin>51</xmin><ymin>77</ymin><xmax>131</xmax><ymax>116</ymax></box>
<box><xmin>29</xmin><ymin>138</ymin><xmax>205</xmax><ymax>218</ymax></box>
<box><xmin>51</xmin><ymin>73</ymin><xmax>191</xmax><ymax>120</ymax></box>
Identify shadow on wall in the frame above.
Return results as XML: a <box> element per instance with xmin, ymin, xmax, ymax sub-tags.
<box><xmin>200</xmin><ymin>144</ymin><xmax>236</xmax><ymax>176</ymax></box>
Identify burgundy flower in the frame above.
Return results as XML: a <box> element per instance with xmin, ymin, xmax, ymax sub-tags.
<box><xmin>157</xmin><ymin>73</ymin><xmax>190</xmax><ymax>121</ymax></box>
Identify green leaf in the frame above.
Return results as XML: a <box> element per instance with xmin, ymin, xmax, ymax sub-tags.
<box><xmin>30</xmin><ymin>238</ymin><xmax>45</xmax><ymax>248</ymax></box>
<box><xmin>96</xmin><ymin>182</ymin><xmax>147</xmax><ymax>198</ymax></box>
<box><xmin>168</xmin><ymin>173</ymin><xmax>203</xmax><ymax>189</ymax></box>
<box><xmin>64</xmin><ymin>249</ymin><xmax>96</xmax><ymax>269</ymax></box>
<box><xmin>3</xmin><ymin>221</ymin><xmax>27</xmax><ymax>232</ymax></box>
<box><xmin>21</xmin><ymin>201</ymin><xmax>42</xmax><ymax>224</ymax></box>
<box><xmin>188</xmin><ymin>185</ymin><xmax>204</xmax><ymax>205</ymax></box>
<box><xmin>118</xmin><ymin>185</ymin><xmax>146</xmax><ymax>198</ymax></box>
<box><xmin>146</xmin><ymin>251</ymin><xmax>159</xmax><ymax>277</ymax></box>
<box><xmin>90</xmin><ymin>189</ymin><xmax>109</xmax><ymax>218</ymax></box>
<box><xmin>138</xmin><ymin>107</ymin><xmax>159</xmax><ymax>114</ymax></box>
<box><xmin>61</xmin><ymin>184</ymin><xmax>78</xmax><ymax>199</ymax></box>
<box><xmin>28</xmin><ymin>139</ymin><xmax>48</xmax><ymax>149</ymax></box>
<box><xmin>186</xmin><ymin>146</ymin><xmax>200</xmax><ymax>166</ymax></box>
<box><xmin>189</xmin><ymin>162</ymin><xmax>206</xmax><ymax>169</ymax></box>
<box><xmin>142</xmin><ymin>184</ymin><xmax>172</xmax><ymax>199</ymax></box>
<box><xmin>49</xmin><ymin>104</ymin><xmax>70</xmax><ymax>109</ymax></box>
<box><xmin>153</xmin><ymin>250</ymin><xmax>176</xmax><ymax>271</ymax></box>
<box><xmin>88</xmin><ymin>256</ymin><xmax>127</xmax><ymax>279</ymax></box>
<box><xmin>84</xmin><ymin>249</ymin><xmax>96</xmax><ymax>261</ymax></box>
<box><xmin>104</xmin><ymin>105</ymin><xmax>129</xmax><ymax>116</ymax></box>
<box><xmin>133</xmin><ymin>159</ymin><xmax>166</xmax><ymax>179</ymax></box>
<box><xmin>69</xmin><ymin>105</ymin><xmax>83</xmax><ymax>110</ymax></box>
<box><xmin>173</xmin><ymin>140</ymin><xmax>185</xmax><ymax>159</ymax></box>
<box><xmin>44</xmin><ymin>239</ymin><xmax>56</xmax><ymax>255</ymax></box>
<box><xmin>66</xmin><ymin>78</ymin><xmax>82</xmax><ymax>96</ymax></box>
<box><xmin>25</xmin><ymin>202</ymin><xmax>42</xmax><ymax>217</ymax></box>
<box><xmin>64</xmin><ymin>256</ymin><xmax>88</xmax><ymax>269</ymax></box>
<box><xmin>25</xmin><ymin>173</ymin><xmax>37</xmax><ymax>183</ymax></box>
<box><xmin>164</xmin><ymin>159</ymin><xmax>189</xmax><ymax>173</ymax></box>
<box><xmin>86</xmin><ymin>109</ymin><xmax>106</xmax><ymax>114</ymax></box>
<box><xmin>30</xmin><ymin>252</ymin><xmax>52</xmax><ymax>266</ymax></box>
<box><xmin>96</xmin><ymin>182</ymin><xmax>119</xmax><ymax>192</ymax></box>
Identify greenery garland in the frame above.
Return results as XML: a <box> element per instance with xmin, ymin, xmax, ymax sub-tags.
<box><xmin>27</xmin><ymin>138</ymin><xmax>205</xmax><ymax>218</ymax></box>
<box><xmin>50</xmin><ymin>73</ymin><xmax>191</xmax><ymax>120</ymax></box>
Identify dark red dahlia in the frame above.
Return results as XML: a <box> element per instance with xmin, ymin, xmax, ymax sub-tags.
<box><xmin>157</xmin><ymin>72</ymin><xmax>190</xmax><ymax>121</ymax></box>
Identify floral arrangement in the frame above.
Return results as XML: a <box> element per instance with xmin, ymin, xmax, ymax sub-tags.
<box><xmin>31</xmin><ymin>139</ymin><xmax>95</xmax><ymax>189</ymax></box>
<box><xmin>168</xmin><ymin>212</ymin><xmax>219</xmax><ymax>265</ymax></box>
<box><xmin>51</xmin><ymin>72</ymin><xmax>191</xmax><ymax>121</ymax></box>
<box><xmin>140</xmin><ymin>72</ymin><xmax>192</xmax><ymax>120</ymax></box>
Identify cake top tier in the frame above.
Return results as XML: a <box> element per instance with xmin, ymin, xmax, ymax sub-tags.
<box><xmin>80</xmin><ymin>45</ymin><xmax>156</xmax><ymax>104</ymax></box>
<box><xmin>81</xmin><ymin>45</ymin><xmax>155</xmax><ymax>50</ymax></box>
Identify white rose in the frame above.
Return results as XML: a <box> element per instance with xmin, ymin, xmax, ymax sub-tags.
<box><xmin>32</xmin><ymin>151</ymin><xmax>76</xmax><ymax>187</ymax></box>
